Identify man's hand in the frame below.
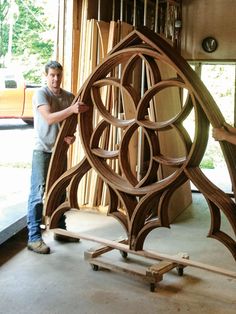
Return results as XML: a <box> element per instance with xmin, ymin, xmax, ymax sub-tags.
<box><xmin>64</xmin><ymin>135</ymin><xmax>76</xmax><ymax>145</ymax></box>
<box><xmin>212</xmin><ymin>127</ymin><xmax>226</xmax><ymax>141</ymax></box>
<box><xmin>71</xmin><ymin>99</ymin><xmax>89</xmax><ymax>114</ymax></box>
<box><xmin>223</xmin><ymin>122</ymin><xmax>236</xmax><ymax>134</ymax></box>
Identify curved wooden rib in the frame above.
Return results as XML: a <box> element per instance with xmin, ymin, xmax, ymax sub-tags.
<box><xmin>185</xmin><ymin>167</ymin><xmax>236</xmax><ymax>234</ymax></box>
<box><xmin>49</xmin><ymin>202</ymin><xmax>71</xmax><ymax>229</ymax></box>
<box><xmin>45</xmin><ymin>114</ymin><xmax>78</xmax><ymax>195</ymax></box>
<box><xmin>185</xmin><ymin>167</ymin><xmax>236</xmax><ymax>259</ymax></box>
<box><xmin>130</xmin><ymin>174</ymin><xmax>189</xmax><ymax>250</ymax></box>
<box><xmin>45</xmin><ymin>26</ymin><xmax>236</xmax><ymax>262</ymax></box>
<box><xmin>106</xmin><ymin>185</ymin><xmax>129</xmax><ymax>234</ymax></box>
<box><xmin>44</xmin><ymin>158</ymin><xmax>91</xmax><ymax>218</ymax></box>
<box><xmin>67</xmin><ymin>158</ymin><xmax>91</xmax><ymax>209</ymax></box>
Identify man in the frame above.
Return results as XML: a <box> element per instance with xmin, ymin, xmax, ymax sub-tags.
<box><xmin>27</xmin><ymin>61</ymin><xmax>89</xmax><ymax>254</ymax></box>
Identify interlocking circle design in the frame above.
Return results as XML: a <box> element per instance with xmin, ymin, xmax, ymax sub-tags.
<box><xmin>46</xmin><ymin>28</ymin><xmax>236</xmax><ymax>260</ymax></box>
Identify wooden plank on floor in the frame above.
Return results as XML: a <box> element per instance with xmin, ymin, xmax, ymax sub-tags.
<box><xmin>52</xmin><ymin>228</ymin><xmax>236</xmax><ymax>279</ymax></box>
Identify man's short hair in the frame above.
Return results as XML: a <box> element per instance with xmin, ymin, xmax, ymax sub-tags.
<box><xmin>45</xmin><ymin>61</ymin><xmax>63</xmax><ymax>74</ymax></box>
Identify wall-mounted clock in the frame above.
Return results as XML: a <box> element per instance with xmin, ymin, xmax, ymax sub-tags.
<box><xmin>202</xmin><ymin>37</ymin><xmax>218</xmax><ymax>53</ymax></box>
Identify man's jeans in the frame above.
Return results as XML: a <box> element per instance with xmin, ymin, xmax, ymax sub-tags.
<box><xmin>27</xmin><ymin>150</ymin><xmax>67</xmax><ymax>242</ymax></box>
<box><xmin>27</xmin><ymin>150</ymin><xmax>52</xmax><ymax>242</ymax></box>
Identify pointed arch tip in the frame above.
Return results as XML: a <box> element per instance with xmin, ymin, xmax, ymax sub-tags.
<box><xmin>108</xmin><ymin>26</ymin><xmax>169</xmax><ymax>56</ymax></box>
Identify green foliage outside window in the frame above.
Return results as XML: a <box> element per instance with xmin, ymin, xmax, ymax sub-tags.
<box><xmin>0</xmin><ymin>0</ymin><xmax>55</xmax><ymax>84</ymax></box>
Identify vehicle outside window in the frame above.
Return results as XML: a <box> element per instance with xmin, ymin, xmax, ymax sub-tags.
<box><xmin>0</xmin><ymin>68</ymin><xmax>39</xmax><ymax>124</ymax></box>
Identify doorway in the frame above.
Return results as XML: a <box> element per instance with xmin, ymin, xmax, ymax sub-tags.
<box><xmin>192</xmin><ymin>63</ymin><xmax>235</xmax><ymax>194</ymax></box>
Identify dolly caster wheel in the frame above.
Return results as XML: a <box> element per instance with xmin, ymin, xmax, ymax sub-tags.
<box><xmin>91</xmin><ymin>264</ymin><xmax>99</xmax><ymax>271</ymax></box>
<box><xmin>120</xmin><ymin>250</ymin><xmax>128</xmax><ymax>259</ymax></box>
<box><xmin>176</xmin><ymin>266</ymin><xmax>184</xmax><ymax>276</ymax></box>
<box><xmin>150</xmin><ymin>283</ymin><xmax>156</xmax><ymax>292</ymax></box>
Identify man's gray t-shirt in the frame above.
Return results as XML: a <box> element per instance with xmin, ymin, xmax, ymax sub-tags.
<box><xmin>33</xmin><ymin>86</ymin><xmax>74</xmax><ymax>152</ymax></box>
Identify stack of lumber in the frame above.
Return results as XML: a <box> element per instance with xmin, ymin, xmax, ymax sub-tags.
<box><xmin>69</xmin><ymin>20</ymin><xmax>134</xmax><ymax>209</ymax></box>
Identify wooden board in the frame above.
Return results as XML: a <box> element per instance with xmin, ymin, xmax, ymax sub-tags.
<box><xmin>153</xmin><ymin>61</ymin><xmax>192</xmax><ymax>221</ymax></box>
<box><xmin>53</xmin><ymin>228</ymin><xmax>236</xmax><ymax>279</ymax></box>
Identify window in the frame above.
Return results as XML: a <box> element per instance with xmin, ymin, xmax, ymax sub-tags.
<box><xmin>5</xmin><ymin>79</ymin><xmax>17</xmax><ymax>88</ymax></box>
<box><xmin>191</xmin><ymin>63</ymin><xmax>235</xmax><ymax>194</ymax></box>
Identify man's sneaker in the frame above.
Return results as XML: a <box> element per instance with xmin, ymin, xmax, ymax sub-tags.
<box><xmin>27</xmin><ymin>240</ymin><xmax>50</xmax><ymax>254</ymax></box>
<box><xmin>54</xmin><ymin>233</ymin><xmax>80</xmax><ymax>243</ymax></box>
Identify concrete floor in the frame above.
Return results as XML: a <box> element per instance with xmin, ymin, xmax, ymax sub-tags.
<box><xmin>0</xmin><ymin>193</ymin><xmax>235</xmax><ymax>314</ymax></box>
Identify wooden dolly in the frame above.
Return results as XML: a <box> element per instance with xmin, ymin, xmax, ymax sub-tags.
<box><xmin>53</xmin><ymin>228</ymin><xmax>236</xmax><ymax>291</ymax></box>
<box><xmin>84</xmin><ymin>242</ymin><xmax>188</xmax><ymax>292</ymax></box>
<box><xmin>53</xmin><ymin>228</ymin><xmax>189</xmax><ymax>292</ymax></box>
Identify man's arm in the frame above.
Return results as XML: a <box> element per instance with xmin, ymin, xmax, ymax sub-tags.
<box><xmin>38</xmin><ymin>99</ymin><xmax>89</xmax><ymax>125</ymax></box>
<box><xmin>223</xmin><ymin>122</ymin><xmax>236</xmax><ymax>134</ymax></box>
<box><xmin>212</xmin><ymin>125</ymin><xmax>236</xmax><ymax>145</ymax></box>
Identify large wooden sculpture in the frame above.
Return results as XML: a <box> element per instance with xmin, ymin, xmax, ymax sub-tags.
<box><xmin>44</xmin><ymin>27</ymin><xmax>236</xmax><ymax>263</ymax></box>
